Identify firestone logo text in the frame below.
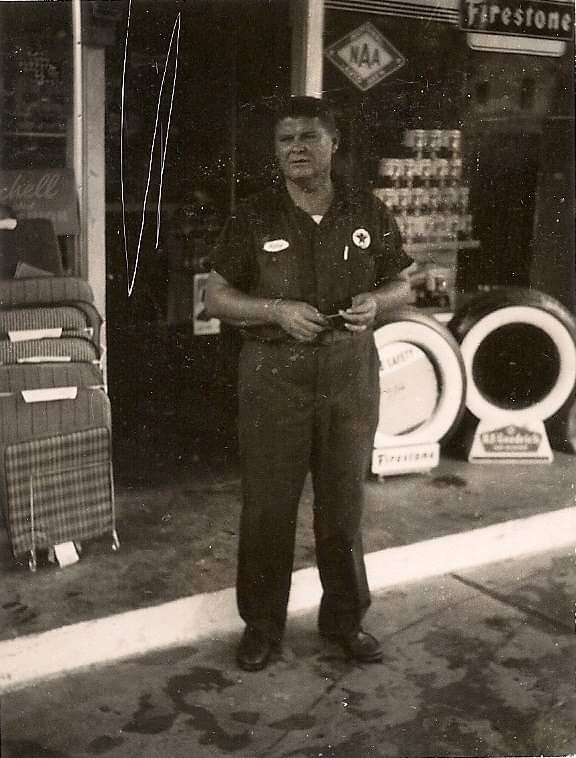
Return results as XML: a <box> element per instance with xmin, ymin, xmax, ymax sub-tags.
<box><xmin>461</xmin><ymin>0</ymin><xmax>573</xmax><ymax>39</ymax></box>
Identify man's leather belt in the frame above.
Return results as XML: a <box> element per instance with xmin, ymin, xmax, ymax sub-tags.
<box><xmin>315</xmin><ymin>329</ymin><xmax>365</xmax><ymax>345</ymax></box>
<box><xmin>242</xmin><ymin>328</ymin><xmax>369</xmax><ymax>345</ymax></box>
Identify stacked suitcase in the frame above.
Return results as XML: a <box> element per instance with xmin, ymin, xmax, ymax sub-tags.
<box><xmin>0</xmin><ymin>276</ymin><xmax>118</xmax><ymax>570</ymax></box>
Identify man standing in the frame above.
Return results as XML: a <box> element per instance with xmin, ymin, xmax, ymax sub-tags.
<box><xmin>206</xmin><ymin>97</ymin><xmax>413</xmax><ymax>671</ymax></box>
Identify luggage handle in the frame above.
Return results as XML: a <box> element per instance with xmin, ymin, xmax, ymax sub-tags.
<box><xmin>21</xmin><ymin>387</ymin><xmax>79</xmax><ymax>403</ymax></box>
<box><xmin>17</xmin><ymin>356</ymin><xmax>72</xmax><ymax>364</ymax></box>
<box><xmin>8</xmin><ymin>328</ymin><xmax>63</xmax><ymax>342</ymax></box>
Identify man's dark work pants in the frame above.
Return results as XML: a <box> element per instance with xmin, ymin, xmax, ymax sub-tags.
<box><xmin>237</xmin><ymin>331</ymin><xmax>379</xmax><ymax>643</ymax></box>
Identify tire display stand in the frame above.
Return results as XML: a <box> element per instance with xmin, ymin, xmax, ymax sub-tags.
<box><xmin>372</xmin><ymin>308</ymin><xmax>466</xmax><ymax>477</ymax></box>
<box><xmin>450</xmin><ymin>288</ymin><xmax>576</xmax><ymax>463</ymax></box>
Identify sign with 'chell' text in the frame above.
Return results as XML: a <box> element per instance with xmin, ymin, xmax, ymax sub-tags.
<box><xmin>0</xmin><ymin>169</ymin><xmax>79</xmax><ymax>235</ymax></box>
<box><xmin>460</xmin><ymin>0</ymin><xmax>573</xmax><ymax>40</ymax></box>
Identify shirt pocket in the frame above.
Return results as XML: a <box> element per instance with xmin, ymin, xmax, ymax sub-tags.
<box><xmin>253</xmin><ymin>234</ymin><xmax>297</xmax><ymax>298</ymax></box>
<box><xmin>348</xmin><ymin>230</ymin><xmax>378</xmax><ymax>293</ymax></box>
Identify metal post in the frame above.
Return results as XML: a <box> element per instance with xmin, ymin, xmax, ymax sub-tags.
<box><xmin>71</xmin><ymin>0</ymin><xmax>85</xmax><ymax>278</ymax></box>
<box><xmin>291</xmin><ymin>0</ymin><xmax>325</xmax><ymax>97</ymax></box>
<box><xmin>71</xmin><ymin>1</ymin><xmax>107</xmax><ymax>379</ymax></box>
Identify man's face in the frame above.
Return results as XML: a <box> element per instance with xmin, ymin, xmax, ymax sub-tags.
<box><xmin>274</xmin><ymin>116</ymin><xmax>338</xmax><ymax>184</ymax></box>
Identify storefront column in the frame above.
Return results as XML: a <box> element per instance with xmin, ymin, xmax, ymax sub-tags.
<box><xmin>83</xmin><ymin>46</ymin><xmax>107</xmax><ymax>372</ymax></box>
<box><xmin>73</xmin><ymin>0</ymin><xmax>107</xmax><ymax>374</ymax></box>
<box><xmin>291</xmin><ymin>0</ymin><xmax>324</xmax><ymax>97</ymax></box>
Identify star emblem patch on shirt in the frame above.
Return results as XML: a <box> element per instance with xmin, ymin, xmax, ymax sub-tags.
<box><xmin>352</xmin><ymin>228</ymin><xmax>371</xmax><ymax>249</ymax></box>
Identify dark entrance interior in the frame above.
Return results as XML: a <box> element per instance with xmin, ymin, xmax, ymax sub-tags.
<box><xmin>104</xmin><ymin>0</ymin><xmax>291</xmax><ymax>482</ymax></box>
<box><xmin>458</xmin><ymin>130</ymin><xmax>540</xmax><ymax>292</ymax></box>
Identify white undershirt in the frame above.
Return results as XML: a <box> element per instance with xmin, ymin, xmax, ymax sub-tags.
<box><xmin>311</xmin><ymin>214</ymin><xmax>323</xmax><ymax>225</ymax></box>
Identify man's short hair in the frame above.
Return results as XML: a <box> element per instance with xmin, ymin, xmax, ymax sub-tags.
<box><xmin>273</xmin><ymin>96</ymin><xmax>337</xmax><ymax>134</ymax></box>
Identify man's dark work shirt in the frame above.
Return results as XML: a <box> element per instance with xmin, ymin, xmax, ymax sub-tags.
<box><xmin>211</xmin><ymin>182</ymin><xmax>413</xmax><ymax>337</ymax></box>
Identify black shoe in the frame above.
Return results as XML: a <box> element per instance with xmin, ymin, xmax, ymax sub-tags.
<box><xmin>320</xmin><ymin>629</ymin><xmax>383</xmax><ymax>663</ymax></box>
<box><xmin>236</xmin><ymin>627</ymin><xmax>275</xmax><ymax>671</ymax></box>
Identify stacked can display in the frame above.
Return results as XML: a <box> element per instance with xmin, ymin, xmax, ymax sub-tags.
<box><xmin>374</xmin><ymin>129</ymin><xmax>473</xmax><ymax>246</ymax></box>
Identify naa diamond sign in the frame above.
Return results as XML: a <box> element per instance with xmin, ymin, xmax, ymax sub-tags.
<box><xmin>325</xmin><ymin>22</ymin><xmax>406</xmax><ymax>92</ymax></box>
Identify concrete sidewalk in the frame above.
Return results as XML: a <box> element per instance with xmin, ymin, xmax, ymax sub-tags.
<box><xmin>1</xmin><ymin>548</ymin><xmax>574</xmax><ymax>758</ymax></box>
<box><xmin>0</xmin><ymin>451</ymin><xmax>574</xmax><ymax>695</ymax></box>
<box><xmin>1</xmin><ymin>452</ymin><xmax>574</xmax><ymax>643</ymax></box>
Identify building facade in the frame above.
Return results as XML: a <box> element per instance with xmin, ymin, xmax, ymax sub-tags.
<box><xmin>1</xmin><ymin>0</ymin><xmax>573</xmax><ymax>477</ymax></box>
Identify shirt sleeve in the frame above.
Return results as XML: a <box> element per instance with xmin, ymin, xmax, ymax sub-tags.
<box><xmin>373</xmin><ymin>197</ymin><xmax>414</xmax><ymax>287</ymax></box>
<box><xmin>209</xmin><ymin>207</ymin><xmax>257</xmax><ymax>292</ymax></box>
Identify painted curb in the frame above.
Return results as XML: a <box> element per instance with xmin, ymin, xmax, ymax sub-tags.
<box><xmin>1</xmin><ymin>506</ymin><xmax>574</xmax><ymax>694</ymax></box>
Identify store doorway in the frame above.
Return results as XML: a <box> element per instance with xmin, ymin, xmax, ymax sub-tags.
<box><xmin>104</xmin><ymin>0</ymin><xmax>291</xmax><ymax>483</ymax></box>
<box><xmin>463</xmin><ymin>130</ymin><xmax>540</xmax><ymax>291</ymax></box>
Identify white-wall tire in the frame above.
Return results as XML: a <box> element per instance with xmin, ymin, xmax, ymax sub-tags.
<box><xmin>450</xmin><ymin>288</ymin><xmax>576</xmax><ymax>423</ymax></box>
<box><xmin>373</xmin><ymin>309</ymin><xmax>466</xmax><ymax>446</ymax></box>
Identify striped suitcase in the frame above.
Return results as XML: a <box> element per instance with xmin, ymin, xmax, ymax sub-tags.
<box><xmin>0</xmin><ymin>362</ymin><xmax>105</xmax><ymax>394</ymax></box>
<box><xmin>0</xmin><ymin>384</ymin><xmax>116</xmax><ymax>569</ymax></box>
<box><xmin>0</xmin><ymin>277</ymin><xmax>94</xmax><ymax>308</ymax></box>
<box><xmin>0</xmin><ymin>302</ymin><xmax>102</xmax><ymax>346</ymax></box>
<box><xmin>0</xmin><ymin>336</ymin><xmax>100</xmax><ymax>366</ymax></box>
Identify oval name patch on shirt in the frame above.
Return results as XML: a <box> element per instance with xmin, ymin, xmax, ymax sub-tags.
<box><xmin>263</xmin><ymin>239</ymin><xmax>290</xmax><ymax>253</ymax></box>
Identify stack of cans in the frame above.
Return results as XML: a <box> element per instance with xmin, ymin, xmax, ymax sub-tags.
<box><xmin>403</xmin><ymin>129</ymin><xmax>462</xmax><ymax>158</ymax></box>
<box><xmin>374</xmin><ymin>128</ymin><xmax>473</xmax><ymax>245</ymax></box>
<box><xmin>377</xmin><ymin>156</ymin><xmax>463</xmax><ymax>189</ymax></box>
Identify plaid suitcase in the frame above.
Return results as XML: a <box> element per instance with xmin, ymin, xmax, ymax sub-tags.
<box><xmin>0</xmin><ymin>387</ymin><xmax>116</xmax><ymax>568</ymax></box>
<box><xmin>0</xmin><ymin>336</ymin><xmax>100</xmax><ymax>365</ymax></box>
<box><xmin>0</xmin><ymin>302</ymin><xmax>102</xmax><ymax>346</ymax></box>
<box><xmin>0</xmin><ymin>277</ymin><xmax>94</xmax><ymax>308</ymax></box>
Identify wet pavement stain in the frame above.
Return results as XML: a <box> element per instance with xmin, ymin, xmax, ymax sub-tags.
<box><xmin>278</xmin><ymin>736</ymin><xmax>386</xmax><ymax>757</ymax></box>
<box><xmin>7</xmin><ymin>602</ymin><xmax>38</xmax><ymax>626</ymax></box>
<box><xmin>85</xmin><ymin>735</ymin><xmax>125</xmax><ymax>754</ymax></box>
<box><xmin>404</xmin><ymin>628</ymin><xmax>544</xmax><ymax>756</ymax></box>
<box><xmin>2</xmin><ymin>741</ymin><xmax>71</xmax><ymax>758</ymax></box>
<box><xmin>167</xmin><ymin>666</ymin><xmax>236</xmax><ymax>694</ymax></box>
<box><xmin>121</xmin><ymin>693</ymin><xmax>177</xmax><ymax>735</ymax></box>
<box><xmin>184</xmin><ymin>708</ymin><xmax>252</xmax><ymax>752</ymax></box>
<box><xmin>484</xmin><ymin>614</ymin><xmax>514</xmax><ymax>632</ymax></box>
<box><xmin>138</xmin><ymin>646</ymin><xmax>198</xmax><ymax>666</ymax></box>
<box><xmin>166</xmin><ymin>668</ymin><xmax>251</xmax><ymax>752</ymax></box>
<box><xmin>231</xmin><ymin>711</ymin><xmax>261</xmax><ymax>725</ymax></box>
<box><xmin>336</xmin><ymin>687</ymin><xmax>387</xmax><ymax>724</ymax></box>
<box><xmin>269</xmin><ymin>713</ymin><xmax>317</xmax><ymax>730</ymax></box>
<box><xmin>97</xmin><ymin>705</ymin><xmax>122</xmax><ymax>716</ymax></box>
<box><xmin>430</xmin><ymin>474</ymin><xmax>467</xmax><ymax>489</ymax></box>
<box><xmin>340</xmin><ymin>688</ymin><xmax>366</xmax><ymax>707</ymax></box>
<box><xmin>499</xmin><ymin>656</ymin><xmax>539</xmax><ymax>669</ymax></box>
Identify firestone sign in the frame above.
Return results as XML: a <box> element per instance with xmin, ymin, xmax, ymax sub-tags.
<box><xmin>325</xmin><ymin>22</ymin><xmax>406</xmax><ymax>92</ymax></box>
<box><xmin>460</xmin><ymin>0</ymin><xmax>574</xmax><ymax>39</ymax></box>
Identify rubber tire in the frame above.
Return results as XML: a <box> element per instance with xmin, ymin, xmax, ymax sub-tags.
<box><xmin>373</xmin><ymin>307</ymin><xmax>467</xmax><ymax>446</ymax></box>
<box><xmin>449</xmin><ymin>287</ymin><xmax>576</xmax><ymax>449</ymax></box>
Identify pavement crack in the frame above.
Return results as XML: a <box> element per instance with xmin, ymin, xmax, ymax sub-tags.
<box><xmin>256</xmin><ymin>664</ymin><xmax>350</xmax><ymax>757</ymax></box>
<box><xmin>450</xmin><ymin>573</ymin><xmax>573</xmax><ymax>633</ymax></box>
<box><xmin>384</xmin><ymin>604</ymin><xmax>464</xmax><ymax>640</ymax></box>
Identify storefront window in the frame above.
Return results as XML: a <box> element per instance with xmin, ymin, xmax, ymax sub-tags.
<box><xmin>0</xmin><ymin>1</ymin><xmax>75</xmax><ymax>278</ymax></box>
<box><xmin>0</xmin><ymin>2</ymin><xmax>72</xmax><ymax>169</ymax></box>
<box><xmin>103</xmin><ymin>0</ymin><xmax>291</xmax><ymax>476</ymax></box>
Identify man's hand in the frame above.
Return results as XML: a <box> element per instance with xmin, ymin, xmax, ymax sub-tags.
<box><xmin>274</xmin><ymin>300</ymin><xmax>328</xmax><ymax>342</ymax></box>
<box><xmin>339</xmin><ymin>293</ymin><xmax>378</xmax><ymax>332</ymax></box>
